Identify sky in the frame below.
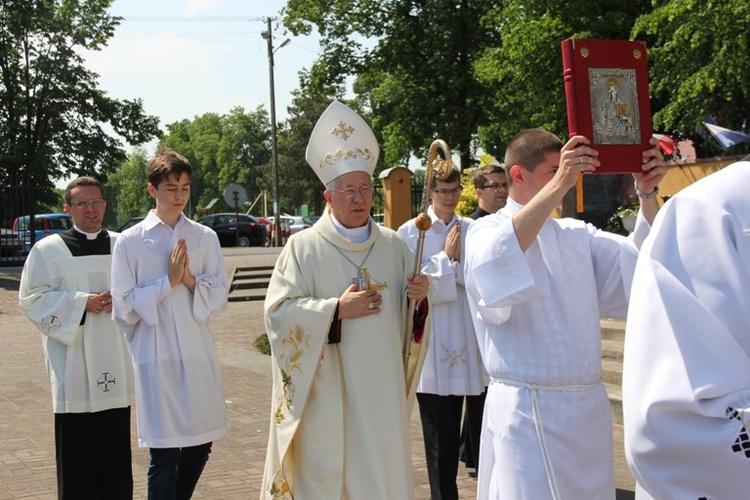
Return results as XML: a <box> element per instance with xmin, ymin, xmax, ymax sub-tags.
<box><xmin>85</xmin><ymin>0</ymin><xmax>320</xmax><ymax>148</ymax></box>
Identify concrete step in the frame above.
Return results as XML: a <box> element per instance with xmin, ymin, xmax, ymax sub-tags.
<box><xmin>231</xmin><ymin>277</ymin><xmax>270</xmax><ymax>291</ymax></box>
<box><xmin>606</xmin><ymin>382</ymin><xmax>623</xmax><ymax>426</ymax></box>
<box><xmin>601</xmin><ymin>357</ymin><xmax>623</xmax><ymax>386</ymax></box>
<box><xmin>600</xmin><ymin>319</ymin><xmax>625</xmax><ymax>426</ymax></box>
<box><xmin>234</xmin><ymin>267</ymin><xmax>274</xmax><ymax>279</ymax></box>
<box><xmin>228</xmin><ymin>288</ymin><xmax>267</xmax><ymax>302</ymax></box>
<box><xmin>602</xmin><ymin>338</ymin><xmax>624</xmax><ymax>361</ymax></box>
<box><xmin>601</xmin><ymin>318</ymin><xmax>626</xmax><ymax>342</ymax></box>
<box><xmin>228</xmin><ymin>265</ymin><xmax>272</xmax><ymax>302</ymax></box>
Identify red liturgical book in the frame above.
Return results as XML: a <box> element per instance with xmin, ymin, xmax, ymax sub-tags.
<box><xmin>562</xmin><ymin>38</ymin><xmax>653</xmax><ymax>173</ymax></box>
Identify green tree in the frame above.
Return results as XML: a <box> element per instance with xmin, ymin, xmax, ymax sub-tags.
<box><xmin>475</xmin><ymin>0</ymin><xmax>652</xmax><ymax>157</ymax></box>
<box><xmin>273</xmin><ymin>67</ymin><xmax>344</xmax><ymax>216</ymax></box>
<box><xmin>283</xmin><ymin>0</ymin><xmax>500</xmax><ymax>170</ymax></box>
<box><xmin>632</xmin><ymin>0</ymin><xmax>750</xmax><ymax>155</ymax></box>
<box><xmin>216</xmin><ymin>106</ymin><xmax>272</xmax><ymax>204</ymax></box>
<box><xmin>108</xmin><ymin>146</ymin><xmax>151</xmax><ymax>227</ymax></box>
<box><xmin>0</xmin><ymin>0</ymin><xmax>160</xmax><ymax>214</ymax></box>
<box><xmin>158</xmin><ymin>107</ymin><xmax>272</xmax><ymax>217</ymax></box>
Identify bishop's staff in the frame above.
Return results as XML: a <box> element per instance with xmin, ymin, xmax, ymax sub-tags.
<box><xmin>403</xmin><ymin>139</ymin><xmax>452</xmax><ymax>406</ymax></box>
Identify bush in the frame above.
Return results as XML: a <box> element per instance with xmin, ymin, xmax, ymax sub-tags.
<box><xmin>253</xmin><ymin>333</ymin><xmax>271</xmax><ymax>356</ymax></box>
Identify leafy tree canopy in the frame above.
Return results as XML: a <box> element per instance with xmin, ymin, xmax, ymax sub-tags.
<box><xmin>283</xmin><ymin>0</ymin><xmax>500</xmax><ymax>170</ymax></box>
<box><xmin>107</xmin><ymin>146</ymin><xmax>151</xmax><ymax>226</ymax></box>
<box><xmin>157</xmin><ymin>106</ymin><xmax>272</xmax><ymax>217</ymax></box>
<box><xmin>475</xmin><ymin>0</ymin><xmax>652</xmax><ymax>159</ymax></box>
<box><xmin>274</xmin><ymin>66</ymin><xmax>345</xmax><ymax>216</ymax></box>
<box><xmin>632</xmin><ymin>0</ymin><xmax>750</xmax><ymax>152</ymax></box>
<box><xmin>0</xmin><ymin>0</ymin><xmax>160</xmax><ymax>213</ymax></box>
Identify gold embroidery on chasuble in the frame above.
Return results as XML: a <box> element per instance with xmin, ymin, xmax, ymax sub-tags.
<box><xmin>275</xmin><ymin>325</ymin><xmax>310</xmax><ymax>425</ymax></box>
<box><xmin>269</xmin><ymin>470</ymin><xmax>292</xmax><ymax>499</ymax></box>
<box><xmin>440</xmin><ymin>343</ymin><xmax>467</xmax><ymax>368</ymax></box>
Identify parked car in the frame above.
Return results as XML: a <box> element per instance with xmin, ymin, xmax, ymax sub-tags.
<box><xmin>0</xmin><ymin>228</ymin><xmax>22</xmax><ymax>257</ymax></box>
<box><xmin>265</xmin><ymin>216</ymin><xmax>292</xmax><ymax>245</ymax></box>
<box><xmin>116</xmin><ymin>217</ymin><xmax>145</xmax><ymax>233</ymax></box>
<box><xmin>283</xmin><ymin>215</ymin><xmax>314</xmax><ymax>234</ymax></box>
<box><xmin>13</xmin><ymin>213</ymin><xmax>73</xmax><ymax>254</ymax></box>
<box><xmin>197</xmin><ymin>213</ymin><xmax>266</xmax><ymax>247</ymax></box>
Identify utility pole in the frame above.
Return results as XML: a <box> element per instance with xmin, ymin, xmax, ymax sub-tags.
<box><xmin>261</xmin><ymin>18</ymin><xmax>289</xmax><ymax>247</ymax></box>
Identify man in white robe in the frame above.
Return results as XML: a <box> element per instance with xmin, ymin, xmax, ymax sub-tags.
<box><xmin>261</xmin><ymin>100</ymin><xmax>429</xmax><ymax>499</ymax></box>
<box><xmin>462</xmin><ymin>158</ymin><xmax>509</xmax><ymax>475</ymax></box>
<box><xmin>398</xmin><ymin>168</ymin><xmax>487</xmax><ymax>498</ymax></box>
<box><xmin>464</xmin><ymin>129</ymin><xmax>666</xmax><ymax>499</ymax></box>
<box><xmin>624</xmin><ymin>159</ymin><xmax>750</xmax><ymax>498</ymax></box>
<box><xmin>19</xmin><ymin>177</ymin><xmax>135</xmax><ymax>499</ymax></box>
<box><xmin>112</xmin><ymin>150</ymin><xmax>229</xmax><ymax>499</ymax></box>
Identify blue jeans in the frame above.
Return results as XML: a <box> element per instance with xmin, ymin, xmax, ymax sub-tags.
<box><xmin>147</xmin><ymin>442</ymin><xmax>212</xmax><ymax>500</ymax></box>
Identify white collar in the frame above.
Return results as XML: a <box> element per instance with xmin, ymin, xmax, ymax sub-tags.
<box><xmin>330</xmin><ymin>213</ymin><xmax>371</xmax><ymax>243</ymax></box>
<box><xmin>73</xmin><ymin>226</ymin><xmax>102</xmax><ymax>240</ymax></box>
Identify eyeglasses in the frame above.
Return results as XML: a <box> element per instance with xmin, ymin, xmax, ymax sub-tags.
<box><xmin>479</xmin><ymin>183</ymin><xmax>506</xmax><ymax>191</ymax></box>
<box><xmin>432</xmin><ymin>187</ymin><xmax>463</xmax><ymax>196</ymax></box>
<box><xmin>69</xmin><ymin>198</ymin><xmax>105</xmax><ymax>209</ymax></box>
<box><xmin>331</xmin><ymin>186</ymin><xmax>374</xmax><ymax>198</ymax></box>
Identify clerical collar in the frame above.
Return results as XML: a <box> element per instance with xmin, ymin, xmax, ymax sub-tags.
<box><xmin>330</xmin><ymin>213</ymin><xmax>370</xmax><ymax>243</ymax></box>
<box><xmin>73</xmin><ymin>225</ymin><xmax>102</xmax><ymax>240</ymax></box>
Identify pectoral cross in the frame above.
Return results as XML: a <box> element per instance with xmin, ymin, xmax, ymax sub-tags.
<box><xmin>352</xmin><ymin>268</ymin><xmax>388</xmax><ymax>291</ymax></box>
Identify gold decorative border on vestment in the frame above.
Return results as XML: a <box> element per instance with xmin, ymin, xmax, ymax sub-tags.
<box><xmin>275</xmin><ymin>325</ymin><xmax>310</xmax><ymax>425</ymax></box>
<box><xmin>268</xmin><ymin>470</ymin><xmax>291</xmax><ymax>499</ymax></box>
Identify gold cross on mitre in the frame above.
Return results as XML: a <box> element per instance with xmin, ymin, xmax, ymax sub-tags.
<box><xmin>330</xmin><ymin>120</ymin><xmax>355</xmax><ymax>141</ymax></box>
<box><xmin>352</xmin><ymin>268</ymin><xmax>388</xmax><ymax>291</ymax></box>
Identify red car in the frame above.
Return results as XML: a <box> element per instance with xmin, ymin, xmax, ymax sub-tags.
<box><xmin>264</xmin><ymin>216</ymin><xmax>292</xmax><ymax>245</ymax></box>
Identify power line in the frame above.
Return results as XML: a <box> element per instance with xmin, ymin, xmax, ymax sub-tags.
<box><xmin>116</xmin><ymin>31</ymin><xmax>261</xmax><ymax>38</ymax></box>
<box><xmin>121</xmin><ymin>16</ymin><xmax>275</xmax><ymax>23</ymax></box>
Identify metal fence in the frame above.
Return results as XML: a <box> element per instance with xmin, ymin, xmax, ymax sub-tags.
<box><xmin>1</xmin><ymin>185</ymin><xmax>30</xmax><ymax>266</ymax></box>
<box><xmin>370</xmin><ymin>181</ymin><xmax>425</xmax><ymax>220</ymax></box>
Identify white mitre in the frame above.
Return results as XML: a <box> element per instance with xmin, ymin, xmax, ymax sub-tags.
<box><xmin>305</xmin><ymin>100</ymin><xmax>379</xmax><ymax>185</ymax></box>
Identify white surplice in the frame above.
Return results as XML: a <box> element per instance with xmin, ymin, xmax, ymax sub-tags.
<box><xmin>465</xmin><ymin>198</ymin><xmax>647</xmax><ymax>500</ymax></box>
<box><xmin>624</xmin><ymin>161</ymin><xmax>750</xmax><ymax>499</ymax></box>
<box><xmin>261</xmin><ymin>212</ymin><xmax>415</xmax><ymax>500</ymax></box>
<box><xmin>398</xmin><ymin>207</ymin><xmax>486</xmax><ymax>396</ymax></box>
<box><xmin>111</xmin><ymin>212</ymin><xmax>229</xmax><ymax>448</ymax></box>
<box><xmin>19</xmin><ymin>231</ymin><xmax>135</xmax><ymax>413</ymax></box>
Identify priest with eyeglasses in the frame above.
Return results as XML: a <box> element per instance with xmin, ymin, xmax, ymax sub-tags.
<box><xmin>19</xmin><ymin>177</ymin><xmax>135</xmax><ymax>499</ymax></box>
<box><xmin>261</xmin><ymin>100</ymin><xmax>430</xmax><ymax>499</ymax></box>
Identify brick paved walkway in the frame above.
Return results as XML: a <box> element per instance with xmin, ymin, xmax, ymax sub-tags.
<box><xmin>0</xmin><ymin>248</ymin><xmax>633</xmax><ymax>499</ymax></box>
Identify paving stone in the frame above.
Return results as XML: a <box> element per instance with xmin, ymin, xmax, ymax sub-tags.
<box><xmin>0</xmin><ymin>248</ymin><xmax>634</xmax><ymax>498</ymax></box>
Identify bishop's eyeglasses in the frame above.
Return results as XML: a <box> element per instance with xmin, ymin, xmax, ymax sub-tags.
<box><xmin>330</xmin><ymin>186</ymin><xmax>374</xmax><ymax>198</ymax></box>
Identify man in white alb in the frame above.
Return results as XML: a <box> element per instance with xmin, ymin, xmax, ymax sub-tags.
<box><xmin>624</xmin><ymin>159</ymin><xmax>750</xmax><ymax>499</ymax></box>
<box><xmin>112</xmin><ymin>149</ymin><xmax>229</xmax><ymax>499</ymax></box>
<box><xmin>464</xmin><ymin>128</ymin><xmax>666</xmax><ymax>499</ymax></box>
<box><xmin>398</xmin><ymin>167</ymin><xmax>487</xmax><ymax>499</ymax></box>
